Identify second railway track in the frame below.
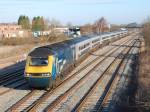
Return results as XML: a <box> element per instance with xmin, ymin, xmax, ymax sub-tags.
<box><xmin>0</xmin><ymin>69</ymin><xmax>27</xmax><ymax>96</ymax></box>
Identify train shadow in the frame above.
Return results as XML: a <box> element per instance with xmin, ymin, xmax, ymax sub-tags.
<box><xmin>0</xmin><ymin>61</ymin><xmax>25</xmax><ymax>76</ymax></box>
<box><xmin>110</xmin><ymin>39</ymin><xmax>142</xmax><ymax>48</ymax></box>
<box><xmin>0</xmin><ymin>61</ymin><xmax>34</xmax><ymax>91</ymax></box>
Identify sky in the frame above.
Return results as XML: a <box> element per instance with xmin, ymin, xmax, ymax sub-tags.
<box><xmin>0</xmin><ymin>0</ymin><xmax>150</xmax><ymax>25</ymax></box>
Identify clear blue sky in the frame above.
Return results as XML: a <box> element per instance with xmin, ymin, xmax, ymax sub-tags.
<box><xmin>0</xmin><ymin>0</ymin><xmax>150</xmax><ymax>25</ymax></box>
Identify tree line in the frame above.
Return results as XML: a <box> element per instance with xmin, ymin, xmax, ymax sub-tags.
<box><xmin>18</xmin><ymin>15</ymin><xmax>118</xmax><ymax>34</ymax></box>
<box><xmin>18</xmin><ymin>15</ymin><xmax>61</xmax><ymax>31</ymax></box>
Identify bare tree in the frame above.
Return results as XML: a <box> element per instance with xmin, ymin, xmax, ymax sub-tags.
<box><xmin>93</xmin><ymin>17</ymin><xmax>109</xmax><ymax>34</ymax></box>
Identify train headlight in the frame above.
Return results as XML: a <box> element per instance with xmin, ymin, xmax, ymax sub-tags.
<box><xmin>42</xmin><ymin>73</ymin><xmax>50</xmax><ymax>76</ymax></box>
<box><xmin>24</xmin><ymin>73</ymin><xmax>30</xmax><ymax>76</ymax></box>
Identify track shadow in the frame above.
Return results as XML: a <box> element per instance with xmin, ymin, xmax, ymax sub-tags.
<box><xmin>90</xmin><ymin>51</ymin><xmax>138</xmax><ymax>60</ymax></box>
<box><xmin>110</xmin><ymin>39</ymin><xmax>142</xmax><ymax>48</ymax></box>
<box><xmin>110</xmin><ymin>44</ymin><xmax>140</xmax><ymax>48</ymax></box>
<box><xmin>0</xmin><ymin>61</ymin><xmax>33</xmax><ymax>91</ymax></box>
<box><xmin>0</xmin><ymin>61</ymin><xmax>25</xmax><ymax>76</ymax></box>
<box><xmin>93</xmin><ymin>51</ymin><xmax>139</xmax><ymax>112</ymax></box>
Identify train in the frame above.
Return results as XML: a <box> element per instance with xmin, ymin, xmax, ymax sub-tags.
<box><xmin>24</xmin><ymin>30</ymin><xmax>128</xmax><ymax>89</ymax></box>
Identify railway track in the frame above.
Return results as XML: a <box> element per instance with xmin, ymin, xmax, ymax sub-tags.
<box><xmin>6</xmin><ymin>35</ymin><xmax>136</xmax><ymax>112</ymax></box>
<box><xmin>0</xmin><ymin>69</ymin><xmax>27</xmax><ymax>96</ymax></box>
<box><xmin>0</xmin><ymin>61</ymin><xmax>25</xmax><ymax>87</ymax></box>
<box><xmin>73</xmin><ymin>41</ymin><xmax>139</xmax><ymax>112</ymax></box>
<box><xmin>0</xmin><ymin>81</ymin><xmax>27</xmax><ymax>96</ymax></box>
<box><xmin>0</xmin><ymin>70</ymin><xmax>24</xmax><ymax>85</ymax></box>
<box><xmin>0</xmin><ymin>67</ymin><xmax>24</xmax><ymax>78</ymax></box>
<box><xmin>99</xmin><ymin>41</ymin><xmax>141</xmax><ymax>112</ymax></box>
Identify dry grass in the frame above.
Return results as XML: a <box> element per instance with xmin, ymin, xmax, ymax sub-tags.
<box><xmin>0</xmin><ymin>33</ymin><xmax>68</xmax><ymax>46</ymax></box>
<box><xmin>0</xmin><ymin>33</ymin><xmax>69</xmax><ymax>59</ymax></box>
<box><xmin>139</xmin><ymin>49</ymin><xmax>150</xmax><ymax>88</ymax></box>
<box><xmin>0</xmin><ymin>44</ymin><xmax>34</xmax><ymax>59</ymax></box>
<box><xmin>136</xmin><ymin>19</ymin><xmax>150</xmax><ymax>111</ymax></box>
<box><xmin>140</xmin><ymin>19</ymin><xmax>150</xmax><ymax>84</ymax></box>
<box><xmin>0</xmin><ymin>37</ymin><xmax>39</xmax><ymax>46</ymax></box>
<box><xmin>137</xmin><ymin>48</ymin><xmax>150</xmax><ymax>111</ymax></box>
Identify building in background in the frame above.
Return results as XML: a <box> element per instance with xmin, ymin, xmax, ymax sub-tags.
<box><xmin>126</xmin><ymin>22</ymin><xmax>142</xmax><ymax>31</ymax></box>
<box><xmin>32</xmin><ymin>26</ymin><xmax>81</xmax><ymax>38</ymax></box>
<box><xmin>32</xmin><ymin>27</ymin><xmax>70</xmax><ymax>38</ymax></box>
<box><xmin>67</xmin><ymin>27</ymin><xmax>81</xmax><ymax>38</ymax></box>
<box><xmin>0</xmin><ymin>24</ymin><xmax>30</xmax><ymax>38</ymax></box>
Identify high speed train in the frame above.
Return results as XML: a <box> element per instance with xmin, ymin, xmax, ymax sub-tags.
<box><xmin>24</xmin><ymin>30</ymin><xmax>128</xmax><ymax>89</ymax></box>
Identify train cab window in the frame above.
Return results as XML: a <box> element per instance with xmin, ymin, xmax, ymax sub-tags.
<box><xmin>30</xmin><ymin>57</ymin><xmax>48</xmax><ymax>66</ymax></box>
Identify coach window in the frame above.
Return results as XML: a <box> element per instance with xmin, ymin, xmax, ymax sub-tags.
<box><xmin>79</xmin><ymin>45</ymin><xmax>84</xmax><ymax>50</ymax></box>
